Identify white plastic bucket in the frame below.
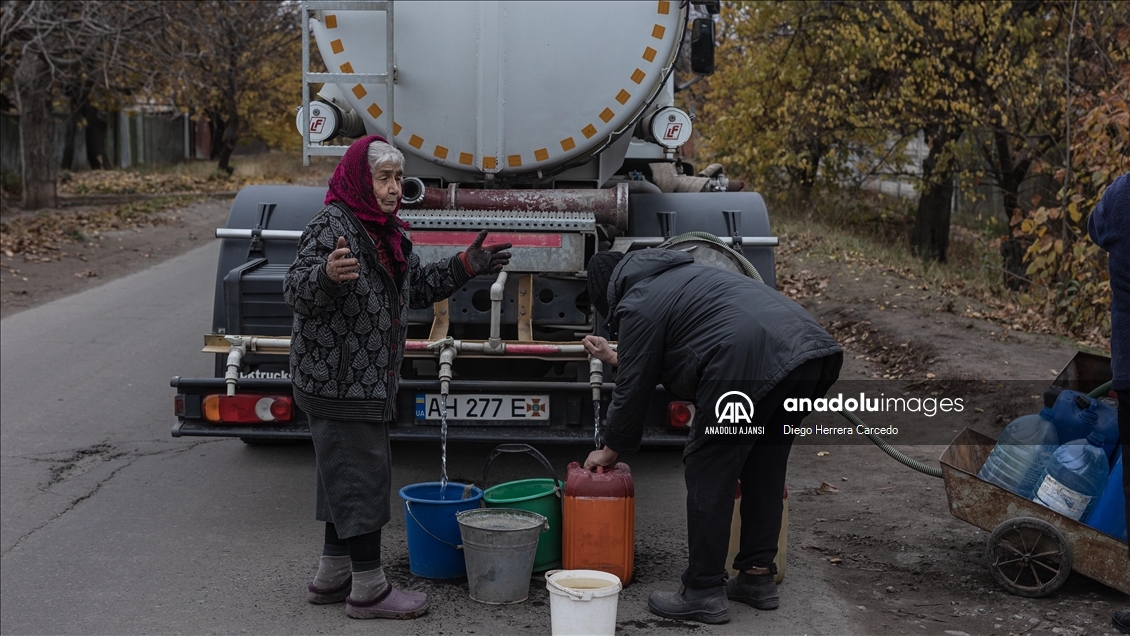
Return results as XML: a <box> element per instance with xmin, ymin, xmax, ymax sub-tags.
<box><xmin>545</xmin><ymin>569</ymin><xmax>622</xmax><ymax>636</ymax></box>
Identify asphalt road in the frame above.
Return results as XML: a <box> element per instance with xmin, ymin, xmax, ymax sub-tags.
<box><xmin>0</xmin><ymin>239</ymin><xmax>862</xmax><ymax>635</ymax></box>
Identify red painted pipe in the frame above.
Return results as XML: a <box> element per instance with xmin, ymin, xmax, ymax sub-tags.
<box><xmin>503</xmin><ymin>344</ymin><xmax>571</xmax><ymax>355</ymax></box>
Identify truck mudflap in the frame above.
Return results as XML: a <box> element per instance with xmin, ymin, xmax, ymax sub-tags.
<box><xmin>171</xmin><ymin>376</ymin><xmax>691</xmax><ymax>446</ymax></box>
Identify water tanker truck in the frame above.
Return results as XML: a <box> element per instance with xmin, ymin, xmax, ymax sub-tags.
<box><xmin>171</xmin><ymin>0</ymin><xmax>779</xmax><ymax>445</ymax></box>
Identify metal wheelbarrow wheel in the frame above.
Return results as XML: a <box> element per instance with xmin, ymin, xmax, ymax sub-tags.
<box><xmin>985</xmin><ymin>516</ymin><xmax>1073</xmax><ymax>597</ymax></box>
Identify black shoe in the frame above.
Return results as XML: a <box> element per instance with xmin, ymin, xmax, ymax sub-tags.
<box><xmin>727</xmin><ymin>570</ymin><xmax>779</xmax><ymax>610</ymax></box>
<box><xmin>1113</xmin><ymin>610</ymin><xmax>1130</xmax><ymax>635</ymax></box>
<box><xmin>647</xmin><ymin>584</ymin><xmax>729</xmax><ymax>624</ymax></box>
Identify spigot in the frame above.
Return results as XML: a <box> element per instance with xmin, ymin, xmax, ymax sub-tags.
<box><xmin>224</xmin><ymin>335</ymin><xmax>247</xmax><ymax>397</ymax></box>
<box><xmin>589</xmin><ymin>355</ymin><xmax>605</xmax><ymax>404</ymax></box>
<box><xmin>438</xmin><ymin>344</ymin><xmax>457</xmax><ymax>396</ymax></box>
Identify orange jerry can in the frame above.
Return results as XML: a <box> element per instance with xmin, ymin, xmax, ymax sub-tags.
<box><xmin>562</xmin><ymin>461</ymin><xmax>635</xmax><ymax>584</ymax></box>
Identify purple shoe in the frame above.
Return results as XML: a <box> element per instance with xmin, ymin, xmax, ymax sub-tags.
<box><xmin>307</xmin><ymin>577</ymin><xmax>351</xmax><ymax>604</ymax></box>
<box><xmin>345</xmin><ymin>586</ymin><xmax>430</xmax><ymax>620</ymax></box>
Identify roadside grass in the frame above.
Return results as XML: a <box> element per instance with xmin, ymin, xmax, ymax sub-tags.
<box><xmin>769</xmin><ymin>189</ymin><xmax>1008</xmax><ymax>300</ymax></box>
<box><xmin>58</xmin><ymin>151</ymin><xmax>337</xmax><ymax>196</ymax></box>
<box><xmin>767</xmin><ymin>189</ymin><xmax>1108</xmax><ymax>351</ymax></box>
<box><xmin>2</xmin><ymin>151</ymin><xmax>336</xmax><ymax>256</ymax></box>
<box><xmin>0</xmin><ymin>196</ymin><xmax>206</xmax><ymax>259</ymax></box>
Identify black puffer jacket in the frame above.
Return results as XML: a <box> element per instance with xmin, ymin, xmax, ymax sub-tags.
<box><xmin>283</xmin><ymin>203</ymin><xmax>473</xmax><ymax>421</ymax></box>
<box><xmin>600</xmin><ymin>249</ymin><xmax>842</xmax><ymax>455</ymax></box>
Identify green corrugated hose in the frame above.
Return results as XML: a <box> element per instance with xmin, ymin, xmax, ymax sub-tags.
<box><xmin>658</xmin><ymin>231</ymin><xmax>764</xmax><ymax>283</ymax></box>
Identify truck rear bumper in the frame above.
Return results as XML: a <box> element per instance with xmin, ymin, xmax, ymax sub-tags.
<box><xmin>172</xmin><ymin>419</ymin><xmax>687</xmax><ymax>445</ymax></box>
<box><xmin>171</xmin><ymin>376</ymin><xmax>690</xmax><ymax>446</ymax></box>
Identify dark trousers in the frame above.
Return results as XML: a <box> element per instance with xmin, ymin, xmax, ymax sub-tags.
<box><xmin>682</xmin><ymin>353</ymin><xmax>842</xmax><ymax>590</ymax></box>
<box><xmin>1120</xmin><ymin>389</ymin><xmax>1129</xmax><ymax>560</ymax></box>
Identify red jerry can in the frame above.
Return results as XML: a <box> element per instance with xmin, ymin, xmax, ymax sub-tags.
<box><xmin>562</xmin><ymin>461</ymin><xmax>635</xmax><ymax>584</ymax></box>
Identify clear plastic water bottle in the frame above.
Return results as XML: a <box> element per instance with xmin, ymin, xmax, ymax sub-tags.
<box><xmin>978</xmin><ymin>408</ymin><xmax>1060</xmax><ymax>499</ymax></box>
<box><xmin>1032</xmin><ymin>433</ymin><xmax>1110</xmax><ymax>521</ymax></box>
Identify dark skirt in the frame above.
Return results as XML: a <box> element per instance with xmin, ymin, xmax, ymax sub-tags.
<box><xmin>309</xmin><ymin>415</ymin><xmax>392</xmax><ymax>539</ymax></box>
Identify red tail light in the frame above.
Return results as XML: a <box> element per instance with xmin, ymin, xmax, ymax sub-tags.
<box><xmin>203</xmin><ymin>394</ymin><xmax>293</xmax><ymax>424</ymax></box>
<box><xmin>668</xmin><ymin>401</ymin><xmax>694</xmax><ymax>428</ymax></box>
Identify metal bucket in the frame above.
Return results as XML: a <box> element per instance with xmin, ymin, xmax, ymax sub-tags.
<box><xmin>456</xmin><ymin>508</ymin><xmax>548</xmax><ymax>604</ymax></box>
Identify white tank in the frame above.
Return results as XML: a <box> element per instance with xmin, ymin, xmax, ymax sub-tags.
<box><xmin>310</xmin><ymin>1</ymin><xmax>685</xmax><ymax>177</ymax></box>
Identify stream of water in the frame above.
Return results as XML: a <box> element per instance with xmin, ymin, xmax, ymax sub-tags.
<box><xmin>593</xmin><ymin>400</ymin><xmax>601</xmax><ymax>449</ymax></box>
<box><xmin>440</xmin><ymin>393</ymin><xmax>449</xmax><ymax>493</ymax></box>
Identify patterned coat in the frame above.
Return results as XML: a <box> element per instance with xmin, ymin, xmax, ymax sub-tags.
<box><xmin>283</xmin><ymin>202</ymin><xmax>472</xmax><ymax>421</ymax></box>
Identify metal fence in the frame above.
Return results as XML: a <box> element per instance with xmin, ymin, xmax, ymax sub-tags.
<box><xmin>0</xmin><ymin>110</ymin><xmax>190</xmax><ymax>175</ymax></box>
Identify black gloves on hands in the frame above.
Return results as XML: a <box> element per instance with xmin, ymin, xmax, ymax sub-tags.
<box><xmin>463</xmin><ymin>229</ymin><xmax>513</xmax><ymax>275</ymax></box>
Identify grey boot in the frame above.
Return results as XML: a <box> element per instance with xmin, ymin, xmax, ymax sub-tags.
<box><xmin>307</xmin><ymin>555</ymin><xmax>351</xmax><ymax>604</ymax></box>
<box><xmin>647</xmin><ymin>584</ymin><xmax>729</xmax><ymax>624</ymax></box>
<box><xmin>345</xmin><ymin>567</ymin><xmax>429</xmax><ymax>620</ymax></box>
<box><xmin>727</xmin><ymin>567</ymin><xmax>779</xmax><ymax>610</ymax></box>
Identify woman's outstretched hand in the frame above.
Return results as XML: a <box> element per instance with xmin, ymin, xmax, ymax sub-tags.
<box><xmin>462</xmin><ymin>230</ymin><xmax>513</xmax><ymax>274</ymax></box>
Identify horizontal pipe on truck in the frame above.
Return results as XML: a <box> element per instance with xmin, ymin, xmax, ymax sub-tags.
<box><xmin>215</xmin><ymin>228</ymin><xmax>778</xmax><ymax>248</ymax></box>
<box><xmin>173</xmin><ymin>376</ymin><xmax>618</xmax><ymax>393</ymax></box>
<box><xmin>206</xmin><ymin>335</ymin><xmax>613</xmax><ymax>358</ymax></box>
<box><xmin>216</xmin><ymin>228</ymin><xmax>303</xmax><ymax>240</ymax></box>
<box><xmin>408</xmin><ymin>182</ymin><xmax>629</xmax><ymax>230</ymax></box>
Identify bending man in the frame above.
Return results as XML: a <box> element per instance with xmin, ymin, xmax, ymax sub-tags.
<box><xmin>582</xmin><ymin>248</ymin><xmax>842</xmax><ymax>625</ymax></box>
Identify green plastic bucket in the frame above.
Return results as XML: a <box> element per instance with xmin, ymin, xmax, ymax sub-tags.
<box><xmin>481</xmin><ymin>445</ymin><xmax>563</xmax><ymax>572</ymax></box>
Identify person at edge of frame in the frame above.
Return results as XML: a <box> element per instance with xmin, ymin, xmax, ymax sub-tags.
<box><xmin>580</xmin><ymin>247</ymin><xmax>843</xmax><ymax>625</ymax></box>
<box><xmin>1087</xmin><ymin>171</ymin><xmax>1129</xmax><ymax>635</ymax></box>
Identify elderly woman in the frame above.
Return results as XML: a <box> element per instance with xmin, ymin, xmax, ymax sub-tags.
<box><xmin>283</xmin><ymin>135</ymin><xmax>510</xmax><ymax>620</ymax></box>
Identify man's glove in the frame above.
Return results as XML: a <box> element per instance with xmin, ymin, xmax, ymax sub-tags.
<box><xmin>460</xmin><ymin>229</ymin><xmax>513</xmax><ymax>275</ymax></box>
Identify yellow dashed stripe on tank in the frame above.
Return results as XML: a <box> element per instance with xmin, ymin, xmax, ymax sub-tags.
<box><xmin>338</xmin><ymin>6</ymin><xmax>673</xmax><ymax>173</ymax></box>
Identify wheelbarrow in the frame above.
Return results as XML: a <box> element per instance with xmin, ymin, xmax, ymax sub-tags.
<box><xmin>940</xmin><ymin>430</ymin><xmax>1128</xmax><ymax>597</ymax></box>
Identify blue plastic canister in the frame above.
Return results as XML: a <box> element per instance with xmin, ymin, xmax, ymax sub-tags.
<box><xmin>1084</xmin><ymin>453</ymin><xmax>1126</xmax><ymax>543</ymax></box>
<box><xmin>1051</xmin><ymin>390</ymin><xmax>1118</xmax><ymax>459</ymax></box>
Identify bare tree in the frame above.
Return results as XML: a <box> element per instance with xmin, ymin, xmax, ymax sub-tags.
<box><xmin>1</xmin><ymin>1</ymin><xmax>164</xmax><ymax>209</ymax></box>
<box><xmin>156</xmin><ymin>1</ymin><xmax>302</xmax><ymax>175</ymax></box>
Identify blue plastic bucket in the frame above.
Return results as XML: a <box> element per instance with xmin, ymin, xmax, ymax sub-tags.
<box><xmin>399</xmin><ymin>482</ymin><xmax>484</xmax><ymax>579</ymax></box>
